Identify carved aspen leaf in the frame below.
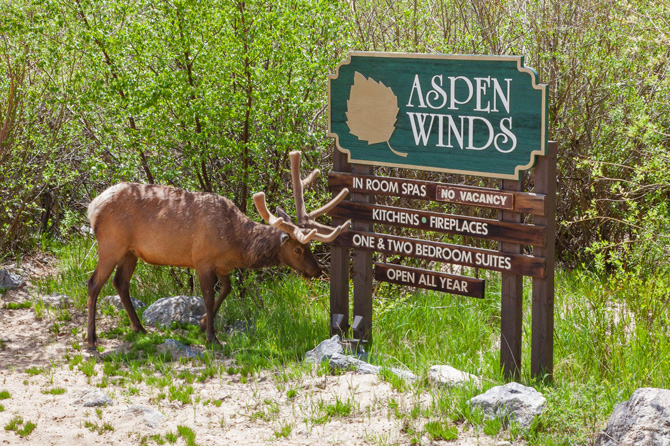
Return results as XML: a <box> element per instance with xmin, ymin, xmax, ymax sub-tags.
<box><xmin>346</xmin><ymin>72</ymin><xmax>407</xmax><ymax>157</ymax></box>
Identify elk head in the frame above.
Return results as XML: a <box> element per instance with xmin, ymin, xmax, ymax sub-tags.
<box><xmin>253</xmin><ymin>151</ymin><xmax>350</xmax><ymax>277</ymax></box>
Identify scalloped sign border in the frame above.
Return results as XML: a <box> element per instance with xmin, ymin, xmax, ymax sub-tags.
<box><xmin>328</xmin><ymin>52</ymin><xmax>548</xmax><ymax>180</ymax></box>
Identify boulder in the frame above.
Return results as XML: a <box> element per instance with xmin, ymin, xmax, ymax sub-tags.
<box><xmin>596</xmin><ymin>387</ymin><xmax>670</xmax><ymax>446</ymax></box>
<box><xmin>0</xmin><ymin>270</ymin><xmax>25</xmax><ymax>290</ymax></box>
<box><xmin>142</xmin><ymin>295</ymin><xmax>205</xmax><ymax>327</ymax></box>
<box><xmin>124</xmin><ymin>405</ymin><xmax>166</xmax><ymax>429</ymax></box>
<box><xmin>101</xmin><ymin>294</ymin><xmax>146</xmax><ymax>311</ymax></box>
<box><xmin>304</xmin><ymin>335</ymin><xmax>345</xmax><ymax>364</ymax></box>
<box><xmin>429</xmin><ymin>365</ymin><xmax>481</xmax><ymax>388</ymax></box>
<box><xmin>75</xmin><ymin>389</ymin><xmax>113</xmax><ymax>407</ymax></box>
<box><xmin>159</xmin><ymin>338</ymin><xmax>202</xmax><ymax>359</ymax></box>
<box><xmin>469</xmin><ymin>382</ymin><xmax>546</xmax><ymax>429</ymax></box>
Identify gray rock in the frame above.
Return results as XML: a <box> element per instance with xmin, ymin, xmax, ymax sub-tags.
<box><xmin>142</xmin><ymin>295</ymin><xmax>205</xmax><ymax>327</ymax></box>
<box><xmin>469</xmin><ymin>382</ymin><xmax>546</xmax><ymax>429</ymax></box>
<box><xmin>329</xmin><ymin>353</ymin><xmax>380</xmax><ymax>374</ymax></box>
<box><xmin>224</xmin><ymin>319</ymin><xmax>255</xmax><ymax>335</ymax></box>
<box><xmin>429</xmin><ymin>365</ymin><xmax>482</xmax><ymax>388</ymax></box>
<box><xmin>0</xmin><ymin>270</ymin><xmax>25</xmax><ymax>290</ymax></box>
<box><xmin>596</xmin><ymin>387</ymin><xmax>670</xmax><ymax>446</ymax></box>
<box><xmin>75</xmin><ymin>389</ymin><xmax>113</xmax><ymax>407</ymax></box>
<box><xmin>35</xmin><ymin>293</ymin><xmax>72</xmax><ymax>309</ymax></box>
<box><xmin>101</xmin><ymin>294</ymin><xmax>146</xmax><ymax>311</ymax></box>
<box><xmin>389</xmin><ymin>367</ymin><xmax>417</xmax><ymax>382</ymax></box>
<box><xmin>125</xmin><ymin>405</ymin><xmax>166</xmax><ymax>429</ymax></box>
<box><xmin>304</xmin><ymin>335</ymin><xmax>345</xmax><ymax>364</ymax></box>
<box><xmin>305</xmin><ymin>336</ymin><xmax>415</xmax><ymax>381</ymax></box>
<box><xmin>159</xmin><ymin>338</ymin><xmax>202</xmax><ymax>359</ymax></box>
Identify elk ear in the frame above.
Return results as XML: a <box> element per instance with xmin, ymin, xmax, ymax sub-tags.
<box><xmin>280</xmin><ymin>232</ymin><xmax>290</xmax><ymax>245</ymax></box>
<box><xmin>276</xmin><ymin>206</ymin><xmax>292</xmax><ymax>223</ymax></box>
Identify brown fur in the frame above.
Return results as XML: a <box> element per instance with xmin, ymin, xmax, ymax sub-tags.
<box><xmin>86</xmin><ymin>182</ymin><xmax>321</xmax><ymax>348</ymax></box>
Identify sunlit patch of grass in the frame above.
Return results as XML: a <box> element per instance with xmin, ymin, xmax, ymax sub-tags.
<box><xmin>4</xmin><ymin>416</ymin><xmax>37</xmax><ymax>437</ymax></box>
<box><xmin>42</xmin><ymin>387</ymin><xmax>66</xmax><ymax>395</ymax></box>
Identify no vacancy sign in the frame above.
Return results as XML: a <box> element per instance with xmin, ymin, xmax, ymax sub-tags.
<box><xmin>328</xmin><ymin>52</ymin><xmax>548</xmax><ymax>180</ymax></box>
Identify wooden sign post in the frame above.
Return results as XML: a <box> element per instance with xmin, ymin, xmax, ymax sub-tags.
<box><xmin>327</xmin><ymin>52</ymin><xmax>555</xmax><ymax>379</ymax></box>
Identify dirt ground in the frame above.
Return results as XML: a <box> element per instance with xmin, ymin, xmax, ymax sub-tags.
<box><xmin>0</xmin><ymin>258</ymin><xmax>504</xmax><ymax>445</ymax></box>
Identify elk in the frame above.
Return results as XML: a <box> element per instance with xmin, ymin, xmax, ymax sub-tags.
<box><xmin>85</xmin><ymin>151</ymin><xmax>349</xmax><ymax>348</ymax></box>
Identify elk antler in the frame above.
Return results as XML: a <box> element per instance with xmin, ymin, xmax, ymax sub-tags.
<box><xmin>252</xmin><ymin>151</ymin><xmax>350</xmax><ymax>243</ymax></box>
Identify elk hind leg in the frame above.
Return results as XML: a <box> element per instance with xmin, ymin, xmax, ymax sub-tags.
<box><xmin>196</xmin><ymin>267</ymin><xmax>220</xmax><ymax>345</ymax></box>
<box><xmin>113</xmin><ymin>251</ymin><xmax>146</xmax><ymax>334</ymax></box>
<box><xmin>200</xmin><ymin>275</ymin><xmax>231</xmax><ymax>332</ymax></box>
<box><xmin>87</xmin><ymin>259</ymin><xmax>117</xmax><ymax>349</ymax></box>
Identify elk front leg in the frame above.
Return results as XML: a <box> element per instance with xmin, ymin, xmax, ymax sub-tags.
<box><xmin>86</xmin><ymin>260</ymin><xmax>117</xmax><ymax>349</ymax></box>
<box><xmin>200</xmin><ymin>275</ymin><xmax>231</xmax><ymax>332</ymax></box>
<box><xmin>112</xmin><ymin>252</ymin><xmax>146</xmax><ymax>334</ymax></box>
<box><xmin>196</xmin><ymin>268</ymin><xmax>220</xmax><ymax>345</ymax></box>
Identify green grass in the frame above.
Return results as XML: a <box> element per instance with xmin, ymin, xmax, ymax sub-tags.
<box><xmin>3</xmin><ymin>301</ymin><xmax>31</xmax><ymax>310</ymax></box>
<box><xmin>42</xmin><ymin>387</ymin><xmax>66</xmax><ymax>395</ymax></box>
<box><xmin>84</xmin><ymin>420</ymin><xmax>114</xmax><ymax>435</ymax></box>
<box><xmin>0</xmin><ymin>390</ymin><xmax>10</xmax><ymax>400</ymax></box>
<box><xmin>25</xmin><ymin>366</ymin><xmax>45</xmax><ymax>376</ymax></box>
<box><xmin>273</xmin><ymin>423</ymin><xmax>292</xmax><ymax>439</ymax></box>
<box><xmin>176</xmin><ymin>425</ymin><xmax>200</xmax><ymax>446</ymax></box>
<box><xmin>34</xmin><ymin>236</ymin><xmax>670</xmax><ymax>444</ymax></box>
<box><xmin>424</xmin><ymin>420</ymin><xmax>458</xmax><ymax>441</ymax></box>
<box><xmin>4</xmin><ymin>416</ymin><xmax>37</xmax><ymax>437</ymax></box>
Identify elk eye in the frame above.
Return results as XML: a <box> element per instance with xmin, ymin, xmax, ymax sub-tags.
<box><xmin>294</xmin><ymin>247</ymin><xmax>302</xmax><ymax>255</ymax></box>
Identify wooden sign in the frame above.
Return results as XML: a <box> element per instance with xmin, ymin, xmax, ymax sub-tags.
<box><xmin>326</xmin><ymin>52</ymin><xmax>557</xmax><ymax>381</ymax></box>
<box><xmin>334</xmin><ymin>230</ymin><xmax>546</xmax><ymax>278</ymax></box>
<box><xmin>328</xmin><ymin>172</ymin><xmax>546</xmax><ymax>215</ymax></box>
<box><xmin>329</xmin><ymin>201</ymin><xmax>546</xmax><ymax>247</ymax></box>
<box><xmin>375</xmin><ymin>263</ymin><xmax>485</xmax><ymax>298</ymax></box>
<box><xmin>329</xmin><ymin>52</ymin><xmax>548</xmax><ymax>180</ymax></box>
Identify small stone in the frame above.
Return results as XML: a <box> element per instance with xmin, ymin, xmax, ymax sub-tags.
<box><xmin>304</xmin><ymin>335</ymin><xmax>345</xmax><ymax>364</ymax></box>
<box><xmin>225</xmin><ymin>319</ymin><xmax>255</xmax><ymax>335</ymax></box>
<box><xmin>429</xmin><ymin>365</ymin><xmax>481</xmax><ymax>388</ymax></box>
<box><xmin>101</xmin><ymin>294</ymin><xmax>146</xmax><ymax>311</ymax></box>
<box><xmin>125</xmin><ymin>405</ymin><xmax>166</xmax><ymax>429</ymax></box>
<box><xmin>35</xmin><ymin>293</ymin><xmax>72</xmax><ymax>309</ymax></box>
<box><xmin>469</xmin><ymin>382</ymin><xmax>546</xmax><ymax>430</ymax></box>
<box><xmin>389</xmin><ymin>367</ymin><xmax>417</xmax><ymax>382</ymax></box>
<box><xmin>159</xmin><ymin>338</ymin><xmax>202</xmax><ymax>359</ymax></box>
<box><xmin>75</xmin><ymin>389</ymin><xmax>113</xmax><ymax>407</ymax></box>
<box><xmin>142</xmin><ymin>295</ymin><xmax>205</xmax><ymax>327</ymax></box>
<box><xmin>328</xmin><ymin>353</ymin><xmax>380</xmax><ymax>374</ymax></box>
<box><xmin>0</xmin><ymin>270</ymin><xmax>25</xmax><ymax>290</ymax></box>
<box><xmin>596</xmin><ymin>387</ymin><xmax>670</xmax><ymax>446</ymax></box>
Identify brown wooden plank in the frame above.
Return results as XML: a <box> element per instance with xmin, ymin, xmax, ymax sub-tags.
<box><xmin>328</xmin><ymin>172</ymin><xmax>546</xmax><ymax>215</ymax></box>
<box><xmin>351</xmin><ymin>164</ymin><xmax>374</xmax><ymax>342</ymax></box>
<box><xmin>329</xmin><ymin>147</ymin><xmax>351</xmax><ymax>337</ymax></box>
<box><xmin>334</xmin><ymin>230</ymin><xmax>546</xmax><ymax>278</ymax></box>
<box><xmin>499</xmin><ymin>178</ymin><xmax>523</xmax><ymax>379</ymax></box>
<box><xmin>329</xmin><ymin>201</ymin><xmax>546</xmax><ymax>247</ymax></box>
<box><xmin>531</xmin><ymin>141</ymin><xmax>558</xmax><ymax>379</ymax></box>
<box><xmin>375</xmin><ymin>263</ymin><xmax>485</xmax><ymax>298</ymax></box>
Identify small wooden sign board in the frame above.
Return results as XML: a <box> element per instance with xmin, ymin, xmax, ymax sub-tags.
<box><xmin>375</xmin><ymin>263</ymin><xmax>485</xmax><ymax>299</ymax></box>
<box><xmin>326</xmin><ymin>52</ymin><xmax>556</xmax><ymax>380</ymax></box>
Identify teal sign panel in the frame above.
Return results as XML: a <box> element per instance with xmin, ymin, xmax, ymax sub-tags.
<box><xmin>328</xmin><ymin>52</ymin><xmax>548</xmax><ymax>180</ymax></box>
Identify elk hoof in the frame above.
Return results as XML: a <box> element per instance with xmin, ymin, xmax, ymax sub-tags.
<box><xmin>205</xmin><ymin>336</ymin><xmax>221</xmax><ymax>348</ymax></box>
<box><xmin>132</xmin><ymin>325</ymin><xmax>147</xmax><ymax>334</ymax></box>
<box><xmin>85</xmin><ymin>337</ymin><xmax>97</xmax><ymax>350</ymax></box>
